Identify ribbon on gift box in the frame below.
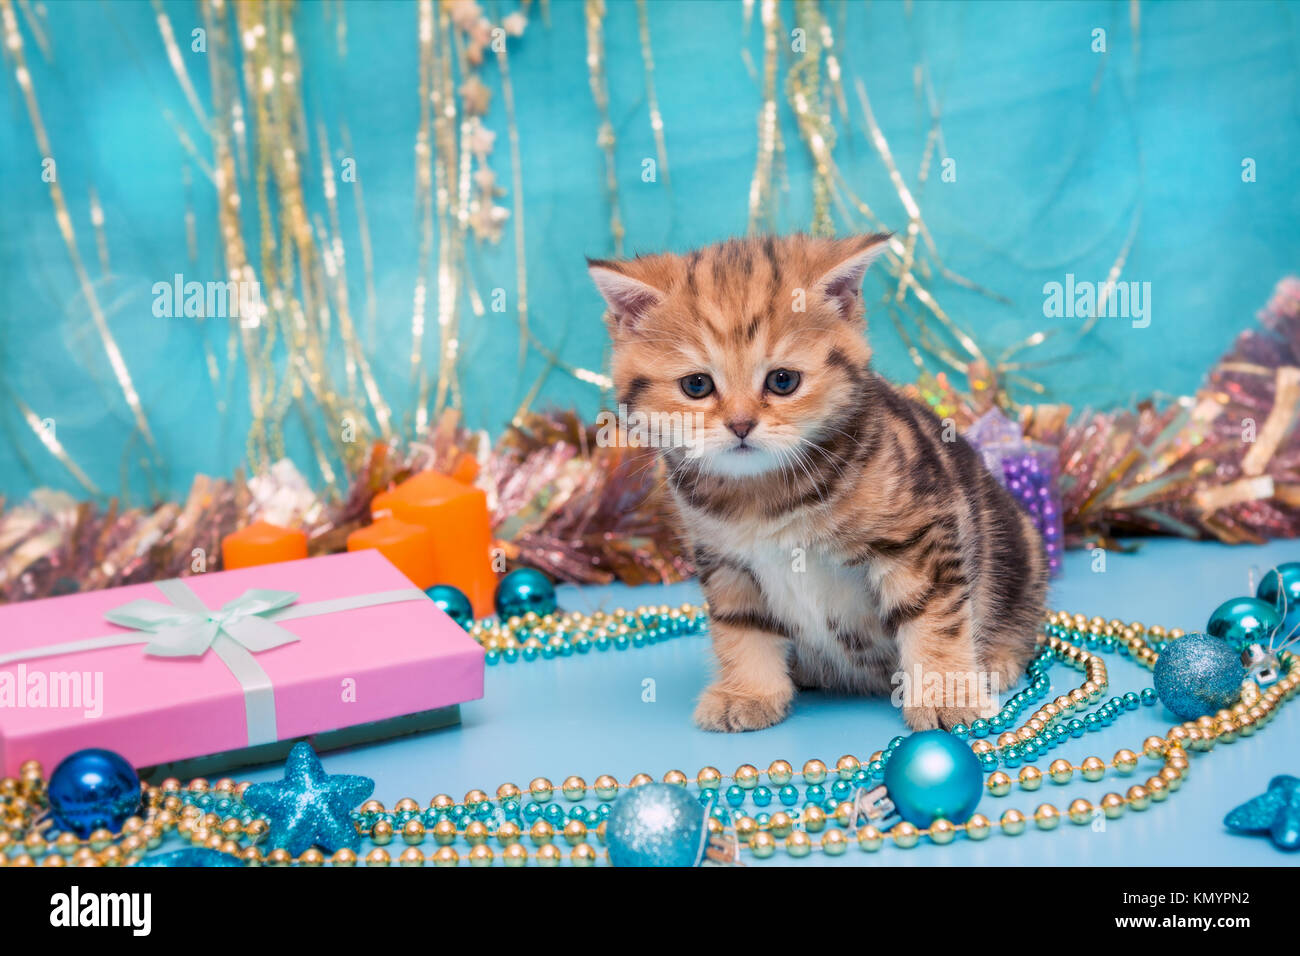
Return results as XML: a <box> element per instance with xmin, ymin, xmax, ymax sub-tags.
<box><xmin>0</xmin><ymin>578</ymin><xmax>427</xmax><ymax>747</ymax></box>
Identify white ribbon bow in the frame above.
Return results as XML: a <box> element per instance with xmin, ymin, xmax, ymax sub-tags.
<box><xmin>104</xmin><ymin>588</ymin><xmax>302</xmax><ymax>658</ymax></box>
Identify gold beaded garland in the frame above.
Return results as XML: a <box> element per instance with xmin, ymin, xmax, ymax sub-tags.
<box><xmin>929</xmin><ymin>819</ymin><xmax>957</xmax><ymax>845</ymax></box>
<box><xmin>0</xmin><ymin>611</ymin><xmax>1291</xmax><ymax>867</ymax></box>
<box><xmin>822</xmin><ymin>828</ymin><xmax>848</xmax><ymax>855</ymax></box>
<box><xmin>891</xmin><ymin>822</ymin><xmax>920</xmax><ymax>848</ymax></box>
<box><xmin>1033</xmin><ymin>804</ymin><xmax>1061</xmax><ymax>830</ymax></box>
<box><xmin>987</xmin><ymin>771</ymin><xmax>1012</xmax><ymax>796</ymax></box>
<box><xmin>1067</xmin><ymin>799</ymin><xmax>1093</xmax><ymax>825</ymax></box>
<box><xmin>857</xmin><ymin>825</ymin><xmax>883</xmax><ymax>851</ymax></box>
<box><xmin>749</xmin><ymin>830</ymin><xmax>776</xmax><ymax>858</ymax></box>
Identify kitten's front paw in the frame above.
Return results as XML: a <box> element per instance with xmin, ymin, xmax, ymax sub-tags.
<box><xmin>903</xmin><ymin>705</ymin><xmax>982</xmax><ymax>732</ymax></box>
<box><xmin>694</xmin><ymin>685</ymin><xmax>790</xmax><ymax>732</ymax></box>
<box><xmin>902</xmin><ymin>705</ymin><xmax>941</xmax><ymax>732</ymax></box>
<box><xmin>987</xmin><ymin>653</ymin><xmax>1032</xmax><ymax>690</ymax></box>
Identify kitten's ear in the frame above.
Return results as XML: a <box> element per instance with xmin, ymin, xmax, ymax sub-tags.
<box><xmin>587</xmin><ymin>258</ymin><xmax>665</xmax><ymax>333</ymax></box>
<box><xmin>814</xmin><ymin>233</ymin><xmax>891</xmax><ymax>320</ymax></box>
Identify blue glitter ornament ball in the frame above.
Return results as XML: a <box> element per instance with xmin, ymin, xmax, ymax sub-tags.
<box><xmin>426</xmin><ymin>583</ymin><xmax>474</xmax><ymax>629</ymax></box>
<box><xmin>882</xmin><ymin>729</ymin><xmax>984</xmax><ymax>826</ymax></box>
<box><xmin>1152</xmin><ymin>634</ymin><xmax>1246</xmax><ymax>720</ymax></box>
<box><xmin>1206</xmin><ymin>597</ymin><xmax>1280</xmax><ymax>650</ymax></box>
<box><xmin>1257</xmin><ymin>563</ymin><xmax>1300</xmax><ymax>614</ymax></box>
<box><xmin>47</xmin><ymin>748</ymin><xmax>142</xmax><ymax>838</ymax></box>
<box><xmin>494</xmin><ymin>567</ymin><xmax>558</xmax><ymax>620</ymax></box>
<box><xmin>606</xmin><ymin>783</ymin><xmax>708</xmax><ymax>867</ymax></box>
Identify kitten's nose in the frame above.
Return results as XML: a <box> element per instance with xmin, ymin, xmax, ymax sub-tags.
<box><xmin>726</xmin><ymin>418</ymin><xmax>757</xmax><ymax>439</ymax></box>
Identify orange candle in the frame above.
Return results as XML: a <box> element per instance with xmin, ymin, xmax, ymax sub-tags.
<box><xmin>346</xmin><ymin>516</ymin><xmax>439</xmax><ymax>590</ymax></box>
<box><xmin>386</xmin><ymin>471</ymin><xmax>497</xmax><ymax>617</ymax></box>
<box><xmin>451</xmin><ymin>454</ymin><xmax>479</xmax><ymax>485</ymax></box>
<box><xmin>370</xmin><ymin>488</ymin><xmax>394</xmax><ymax>518</ymax></box>
<box><xmin>222</xmin><ymin>520</ymin><xmax>309</xmax><ymax>570</ymax></box>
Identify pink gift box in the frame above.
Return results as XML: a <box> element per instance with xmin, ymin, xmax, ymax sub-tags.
<box><xmin>0</xmin><ymin>551</ymin><xmax>484</xmax><ymax>776</ymax></box>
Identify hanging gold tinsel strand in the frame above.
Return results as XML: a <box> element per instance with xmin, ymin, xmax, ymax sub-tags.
<box><xmin>585</xmin><ymin>0</ymin><xmax>625</xmax><ymax>255</ymax></box>
<box><xmin>2</xmin><ymin>0</ymin><xmax>164</xmax><ymax>480</ymax></box>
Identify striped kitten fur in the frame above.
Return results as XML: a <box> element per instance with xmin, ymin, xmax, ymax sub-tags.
<box><xmin>588</xmin><ymin>234</ymin><xmax>1047</xmax><ymax>732</ymax></box>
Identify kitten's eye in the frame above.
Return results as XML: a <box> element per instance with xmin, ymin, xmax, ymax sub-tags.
<box><xmin>679</xmin><ymin>373</ymin><xmax>715</xmax><ymax>399</ymax></box>
<box><xmin>765</xmin><ymin>368</ymin><xmax>801</xmax><ymax>396</ymax></box>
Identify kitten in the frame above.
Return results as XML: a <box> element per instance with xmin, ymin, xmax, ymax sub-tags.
<box><xmin>588</xmin><ymin>234</ymin><xmax>1047</xmax><ymax>732</ymax></box>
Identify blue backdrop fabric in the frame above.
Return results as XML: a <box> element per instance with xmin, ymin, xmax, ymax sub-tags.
<box><xmin>2</xmin><ymin>0</ymin><xmax>1297</xmax><ymax>499</ymax></box>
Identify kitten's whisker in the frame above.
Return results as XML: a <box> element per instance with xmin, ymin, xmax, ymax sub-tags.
<box><xmin>811</xmin><ymin>422</ymin><xmax>871</xmax><ymax>454</ymax></box>
<box><xmin>796</xmin><ymin>436</ymin><xmax>851</xmax><ymax>487</ymax></box>
<box><xmin>773</xmin><ymin>444</ymin><xmax>800</xmax><ymax>501</ymax></box>
<box><xmin>787</xmin><ymin>443</ymin><xmax>830</xmax><ymax>510</ymax></box>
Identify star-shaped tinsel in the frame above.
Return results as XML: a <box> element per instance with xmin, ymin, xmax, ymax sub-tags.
<box><xmin>1223</xmin><ymin>775</ymin><xmax>1300</xmax><ymax>851</ymax></box>
<box><xmin>242</xmin><ymin>742</ymin><xmax>374</xmax><ymax>856</ymax></box>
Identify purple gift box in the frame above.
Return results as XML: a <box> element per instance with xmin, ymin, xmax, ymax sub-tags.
<box><xmin>966</xmin><ymin>409</ymin><xmax>1064</xmax><ymax>576</ymax></box>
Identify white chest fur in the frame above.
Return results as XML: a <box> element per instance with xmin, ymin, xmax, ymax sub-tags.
<box><xmin>686</xmin><ymin>502</ymin><xmax>896</xmax><ymax>691</ymax></box>
<box><xmin>737</xmin><ymin>542</ymin><xmax>876</xmax><ymax>645</ymax></box>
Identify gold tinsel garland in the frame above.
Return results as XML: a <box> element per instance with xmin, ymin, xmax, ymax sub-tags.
<box><xmin>4</xmin><ymin>3</ymin><xmax>1298</xmax><ymax>603</ymax></box>
<box><xmin>4</xmin><ymin>0</ymin><xmax>1082</xmax><ymax>513</ymax></box>
<box><xmin>2</xmin><ymin>274</ymin><xmax>1299</xmax><ymax>604</ymax></box>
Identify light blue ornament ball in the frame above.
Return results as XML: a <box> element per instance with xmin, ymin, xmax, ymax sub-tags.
<box><xmin>606</xmin><ymin>783</ymin><xmax>708</xmax><ymax>867</ymax></box>
<box><xmin>48</xmin><ymin>748</ymin><xmax>141</xmax><ymax>838</ymax></box>
<box><xmin>1206</xmin><ymin>597</ymin><xmax>1279</xmax><ymax>650</ymax></box>
<box><xmin>494</xmin><ymin>567</ymin><xmax>558</xmax><ymax>620</ymax></box>
<box><xmin>1152</xmin><ymin>634</ymin><xmax>1247</xmax><ymax>720</ymax></box>
<box><xmin>426</xmin><ymin>583</ymin><xmax>474</xmax><ymax>629</ymax></box>
<box><xmin>882</xmin><ymin>729</ymin><xmax>984</xmax><ymax>826</ymax></box>
<box><xmin>1257</xmin><ymin>563</ymin><xmax>1300</xmax><ymax>614</ymax></box>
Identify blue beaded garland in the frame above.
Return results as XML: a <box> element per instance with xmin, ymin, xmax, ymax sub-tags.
<box><xmin>47</xmin><ymin>748</ymin><xmax>142</xmax><ymax>838</ymax></box>
<box><xmin>494</xmin><ymin>567</ymin><xmax>558</xmax><ymax>620</ymax></box>
<box><xmin>110</xmin><ymin>601</ymin><xmax>1253</xmax><ymax>861</ymax></box>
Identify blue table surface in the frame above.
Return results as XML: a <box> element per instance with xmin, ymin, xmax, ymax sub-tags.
<box><xmin>232</xmin><ymin>539</ymin><xmax>1300</xmax><ymax>867</ymax></box>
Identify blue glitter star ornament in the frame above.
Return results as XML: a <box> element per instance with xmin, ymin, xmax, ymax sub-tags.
<box><xmin>242</xmin><ymin>742</ymin><xmax>374</xmax><ymax>856</ymax></box>
<box><xmin>1224</xmin><ymin>775</ymin><xmax>1300</xmax><ymax>851</ymax></box>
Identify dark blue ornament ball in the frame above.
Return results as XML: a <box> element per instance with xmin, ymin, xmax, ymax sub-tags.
<box><xmin>48</xmin><ymin>748</ymin><xmax>142</xmax><ymax>838</ymax></box>
<box><xmin>1152</xmin><ymin>633</ymin><xmax>1246</xmax><ymax>721</ymax></box>
<box><xmin>426</xmin><ymin>583</ymin><xmax>474</xmax><ymax>629</ymax></box>
<box><xmin>606</xmin><ymin>783</ymin><xmax>708</xmax><ymax>867</ymax></box>
<box><xmin>883</xmin><ymin>729</ymin><xmax>984</xmax><ymax>826</ymax></box>
<box><xmin>1206</xmin><ymin>597</ymin><xmax>1280</xmax><ymax>650</ymax></box>
<box><xmin>1257</xmin><ymin>562</ymin><xmax>1300</xmax><ymax>614</ymax></box>
<box><xmin>494</xmin><ymin>567</ymin><xmax>557</xmax><ymax>620</ymax></box>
